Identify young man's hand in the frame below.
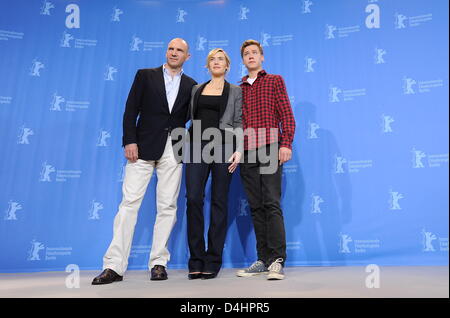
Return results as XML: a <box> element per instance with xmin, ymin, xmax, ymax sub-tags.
<box><xmin>279</xmin><ymin>147</ymin><xmax>292</xmax><ymax>165</ymax></box>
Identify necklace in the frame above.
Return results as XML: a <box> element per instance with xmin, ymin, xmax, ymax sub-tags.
<box><xmin>208</xmin><ymin>81</ymin><xmax>224</xmax><ymax>90</ymax></box>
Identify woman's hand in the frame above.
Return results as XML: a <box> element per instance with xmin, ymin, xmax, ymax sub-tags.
<box><xmin>228</xmin><ymin>151</ymin><xmax>242</xmax><ymax>173</ymax></box>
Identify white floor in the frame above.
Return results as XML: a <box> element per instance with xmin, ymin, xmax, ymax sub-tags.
<box><xmin>0</xmin><ymin>266</ymin><xmax>448</xmax><ymax>298</ymax></box>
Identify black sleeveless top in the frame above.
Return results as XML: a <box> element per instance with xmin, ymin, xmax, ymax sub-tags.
<box><xmin>196</xmin><ymin>95</ymin><xmax>221</xmax><ymax>132</ymax></box>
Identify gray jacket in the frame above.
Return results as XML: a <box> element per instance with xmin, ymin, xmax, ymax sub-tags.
<box><xmin>189</xmin><ymin>81</ymin><xmax>243</xmax><ymax>153</ymax></box>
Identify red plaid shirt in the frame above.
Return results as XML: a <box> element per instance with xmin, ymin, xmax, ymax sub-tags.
<box><xmin>240</xmin><ymin>70</ymin><xmax>296</xmax><ymax>150</ymax></box>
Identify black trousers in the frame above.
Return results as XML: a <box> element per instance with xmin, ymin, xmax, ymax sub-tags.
<box><xmin>239</xmin><ymin>145</ymin><xmax>287</xmax><ymax>266</ymax></box>
<box><xmin>185</xmin><ymin>142</ymin><xmax>233</xmax><ymax>273</ymax></box>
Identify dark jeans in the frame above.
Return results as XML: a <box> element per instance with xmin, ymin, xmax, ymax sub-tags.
<box><xmin>185</xmin><ymin>142</ymin><xmax>233</xmax><ymax>274</ymax></box>
<box><xmin>239</xmin><ymin>145</ymin><xmax>287</xmax><ymax>267</ymax></box>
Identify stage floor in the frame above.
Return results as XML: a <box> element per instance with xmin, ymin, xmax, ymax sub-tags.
<box><xmin>0</xmin><ymin>266</ymin><xmax>448</xmax><ymax>298</ymax></box>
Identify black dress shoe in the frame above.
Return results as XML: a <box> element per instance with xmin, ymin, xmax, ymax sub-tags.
<box><xmin>92</xmin><ymin>269</ymin><xmax>123</xmax><ymax>285</ymax></box>
<box><xmin>150</xmin><ymin>265</ymin><xmax>168</xmax><ymax>281</ymax></box>
<box><xmin>201</xmin><ymin>272</ymin><xmax>217</xmax><ymax>280</ymax></box>
<box><xmin>188</xmin><ymin>272</ymin><xmax>202</xmax><ymax>280</ymax></box>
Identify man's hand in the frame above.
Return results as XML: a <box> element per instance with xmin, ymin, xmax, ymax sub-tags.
<box><xmin>278</xmin><ymin>147</ymin><xmax>292</xmax><ymax>165</ymax></box>
<box><xmin>124</xmin><ymin>143</ymin><xmax>138</xmax><ymax>162</ymax></box>
<box><xmin>228</xmin><ymin>151</ymin><xmax>242</xmax><ymax>173</ymax></box>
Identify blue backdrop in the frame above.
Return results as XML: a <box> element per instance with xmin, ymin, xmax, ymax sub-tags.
<box><xmin>0</xmin><ymin>0</ymin><xmax>448</xmax><ymax>273</ymax></box>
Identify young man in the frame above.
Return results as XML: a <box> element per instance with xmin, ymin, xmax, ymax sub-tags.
<box><xmin>92</xmin><ymin>38</ymin><xmax>197</xmax><ymax>284</ymax></box>
<box><xmin>236</xmin><ymin>39</ymin><xmax>295</xmax><ymax>280</ymax></box>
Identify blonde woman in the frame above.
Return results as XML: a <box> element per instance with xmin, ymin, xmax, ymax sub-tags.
<box><xmin>185</xmin><ymin>48</ymin><xmax>242</xmax><ymax>279</ymax></box>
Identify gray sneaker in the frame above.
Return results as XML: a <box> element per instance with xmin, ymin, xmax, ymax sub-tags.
<box><xmin>267</xmin><ymin>258</ymin><xmax>285</xmax><ymax>280</ymax></box>
<box><xmin>236</xmin><ymin>260</ymin><xmax>269</xmax><ymax>277</ymax></box>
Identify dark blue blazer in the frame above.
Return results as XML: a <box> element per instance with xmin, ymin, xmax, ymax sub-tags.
<box><xmin>122</xmin><ymin>66</ymin><xmax>197</xmax><ymax>160</ymax></box>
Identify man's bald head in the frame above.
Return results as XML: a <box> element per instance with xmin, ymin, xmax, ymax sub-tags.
<box><xmin>165</xmin><ymin>38</ymin><xmax>191</xmax><ymax>70</ymax></box>
<box><xmin>168</xmin><ymin>38</ymin><xmax>189</xmax><ymax>53</ymax></box>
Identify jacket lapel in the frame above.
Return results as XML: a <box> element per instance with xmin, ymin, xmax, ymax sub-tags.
<box><xmin>171</xmin><ymin>74</ymin><xmax>190</xmax><ymax>114</ymax></box>
<box><xmin>219</xmin><ymin>81</ymin><xmax>230</xmax><ymax>120</ymax></box>
<box><xmin>154</xmin><ymin>66</ymin><xmax>170</xmax><ymax>113</ymax></box>
<box><xmin>192</xmin><ymin>81</ymin><xmax>209</xmax><ymax>118</ymax></box>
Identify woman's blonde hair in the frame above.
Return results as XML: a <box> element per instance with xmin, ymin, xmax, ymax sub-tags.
<box><xmin>206</xmin><ymin>48</ymin><xmax>231</xmax><ymax>72</ymax></box>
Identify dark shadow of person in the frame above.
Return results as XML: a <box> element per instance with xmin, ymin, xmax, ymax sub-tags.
<box><xmin>291</xmin><ymin>101</ymin><xmax>352</xmax><ymax>266</ymax></box>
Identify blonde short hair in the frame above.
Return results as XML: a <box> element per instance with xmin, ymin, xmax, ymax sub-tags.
<box><xmin>206</xmin><ymin>48</ymin><xmax>231</xmax><ymax>72</ymax></box>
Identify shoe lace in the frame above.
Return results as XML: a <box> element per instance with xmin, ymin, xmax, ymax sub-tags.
<box><xmin>249</xmin><ymin>260</ymin><xmax>265</xmax><ymax>271</ymax></box>
<box><xmin>268</xmin><ymin>258</ymin><xmax>284</xmax><ymax>272</ymax></box>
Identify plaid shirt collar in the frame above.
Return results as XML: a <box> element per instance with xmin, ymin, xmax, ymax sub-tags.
<box><xmin>240</xmin><ymin>69</ymin><xmax>267</xmax><ymax>84</ymax></box>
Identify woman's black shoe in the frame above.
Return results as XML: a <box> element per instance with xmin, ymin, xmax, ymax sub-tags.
<box><xmin>188</xmin><ymin>272</ymin><xmax>202</xmax><ymax>280</ymax></box>
<box><xmin>201</xmin><ymin>272</ymin><xmax>217</xmax><ymax>280</ymax></box>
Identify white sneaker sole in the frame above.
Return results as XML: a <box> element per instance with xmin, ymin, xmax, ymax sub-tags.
<box><xmin>236</xmin><ymin>271</ymin><xmax>269</xmax><ymax>277</ymax></box>
<box><xmin>267</xmin><ymin>272</ymin><xmax>285</xmax><ymax>280</ymax></box>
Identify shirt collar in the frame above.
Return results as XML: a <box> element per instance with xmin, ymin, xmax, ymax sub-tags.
<box><xmin>163</xmin><ymin>64</ymin><xmax>184</xmax><ymax>77</ymax></box>
<box><xmin>240</xmin><ymin>69</ymin><xmax>267</xmax><ymax>84</ymax></box>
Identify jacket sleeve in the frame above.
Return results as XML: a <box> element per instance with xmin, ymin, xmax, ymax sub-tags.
<box><xmin>186</xmin><ymin>84</ymin><xmax>197</xmax><ymax>123</ymax></box>
<box><xmin>233</xmin><ymin>87</ymin><xmax>244</xmax><ymax>154</ymax></box>
<box><xmin>122</xmin><ymin>70</ymin><xmax>143</xmax><ymax>147</ymax></box>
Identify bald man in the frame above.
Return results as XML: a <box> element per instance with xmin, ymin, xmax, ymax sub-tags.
<box><xmin>93</xmin><ymin>38</ymin><xmax>197</xmax><ymax>284</ymax></box>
